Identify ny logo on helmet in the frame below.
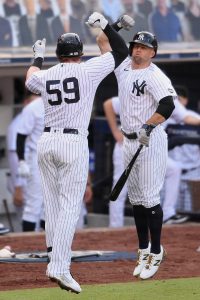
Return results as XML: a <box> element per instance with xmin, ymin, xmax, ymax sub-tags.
<box><xmin>138</xmin><ymin>34</ymin><xmax>144</xmax><ymax>41</ymax></box>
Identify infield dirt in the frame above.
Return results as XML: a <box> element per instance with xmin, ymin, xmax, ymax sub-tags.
<box><xmin>0</xmin><ymin>224</ymin><xmax>199</xmax><ymax>291</ymax></box>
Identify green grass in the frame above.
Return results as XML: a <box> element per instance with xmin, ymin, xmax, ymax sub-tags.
<box><xmin>0</xmin><ymin>278</ymin><xmax>200</xmax><ymax>300</ymax></box>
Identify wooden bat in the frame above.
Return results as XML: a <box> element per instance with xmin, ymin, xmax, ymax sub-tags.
<box><xmin>3</xmin><ymin>199</ymin><xmax>14</xmax><ymax>232</ymax></box>
<box><xmin>109</xmin><ymin>145</ymin><xmax>143</xmax><ymax>201</ymax></box>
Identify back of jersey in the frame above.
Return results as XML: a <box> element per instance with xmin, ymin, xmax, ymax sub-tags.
<box><xmin>26</xmin><ymin>53</ymin><xmax>115</xmax><ymax>133</ymax></box>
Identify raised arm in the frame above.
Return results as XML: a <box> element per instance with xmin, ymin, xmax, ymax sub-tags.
<box><xmin>96</xmin><ymin>15</ymin><xmax>135</xmax><ymax>55</ymax></box>
<box><xmin>103</xmin><ymin>98</ymin><xmax>123</xmax><ymax>144</ymax></box>
<box><xmin>26</xmin><ymin>38</ymin><xmax>46</xmax><ymax>81</ymax></box>
<box><xmin>87</xmin><ymin>12</ymin><xmax>130</xmax><ymax>68</ymax></box>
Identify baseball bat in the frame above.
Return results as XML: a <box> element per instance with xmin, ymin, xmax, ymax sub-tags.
<box><xmin>3</xmin><ymin>199</ymin><xmax>14</xmax><ymax>232</ymax></box>
<box><xmin>109</xmin><ymin>144</ymin><xmax>143</xmax><ymax>201</ymax></box>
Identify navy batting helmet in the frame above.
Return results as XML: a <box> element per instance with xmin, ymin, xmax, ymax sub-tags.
<box><xmin>56</xmin><ymin>33</ymin><xmax>83</xmax><ymax>58</ymax></box>
<box><xmin>129</xmin><ymin>31</ymin><xmax>158</xmax><ymax>57</ymax></box>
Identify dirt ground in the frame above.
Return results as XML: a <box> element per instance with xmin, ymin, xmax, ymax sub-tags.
<box><xmin>0</xmin><ymin>224</ymin><xmax>200</xmax><ymax>291</ymax></box>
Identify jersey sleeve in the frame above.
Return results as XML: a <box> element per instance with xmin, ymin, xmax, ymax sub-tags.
<box><xmin>84</xmin><ymin>52</ymin><xmax>115</xmax><ymax>83</ymax></box>
<box><xmin>149</xmin><ymin>69</ymin><xmax>177</xmax><ymax>102</ymax></box>
<box><xmin>26</xmin><ymin>70</ymin><xmax>46</xmax><ymax>94</ymax></box>
<box><xmin>111</xmin><ymin>97</ymin><xmax>120</xmax><ymax>115</ymax></box>
<box><xmin>17</xmin><ymin>104</ymin><xmax>36</xmax><ymax>136</ymax></box>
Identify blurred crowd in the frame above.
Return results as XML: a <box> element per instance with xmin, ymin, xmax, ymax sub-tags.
<box><xmin>0</xmin><ymin>0</ymin><xmax>200</xmax><ymax>47</ymax></box>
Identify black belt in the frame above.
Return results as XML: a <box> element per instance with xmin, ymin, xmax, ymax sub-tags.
<box><xmin>44</xmin><ymin>127</ymin><xmax>78</xmax><ymax>134</ymax></box>
<box><xmin>121</xmin><ymin>129</ymin><xmax>137</xmax><ymax>140</ymax></box>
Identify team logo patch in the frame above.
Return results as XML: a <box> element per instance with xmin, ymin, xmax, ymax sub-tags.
<box><xmin>168</xmin><ymin>88</ymin><xmax>174</xmax><ymax>93</ymax></box>
<box><xmin>132</xmin><ymin>80</ymin><xmax>147</xmax><ymax>96</ymax></box>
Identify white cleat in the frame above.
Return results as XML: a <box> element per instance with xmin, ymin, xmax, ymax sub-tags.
<box><xmin>48</xmin><ymin>273</ymin><xmax>82</xmax><ymax>294</ymax></box>
<box><xmin>139</xmin><ymin>245</ymin><xmax>166</xmax><ymax>280</ymax></box>
<box><xmin>133</xmin><ymin>244</ymin><xmax>150</xmax><ymax>277</ymax></box>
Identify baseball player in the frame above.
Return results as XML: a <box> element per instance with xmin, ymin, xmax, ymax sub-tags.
<box><xmin>103</xmin><ymin>97</ymin><xmax>128</xmax><ymax>227</ymax></box>
<box><xmin>163</xmin><ymin>88</ymin><xmax>200</xmax><ymax>222</ymax></box>
<box><xmin>16</xmin><ymin>94</ymin><xmax>45</xmax><ymax>232</ymax></box>
<box><xmin>76</xmin><ymin>172</ymin><xmax>93</xmax><ymax>229</ymax></box>
<box><xmin>6</xmin><ymin>93</ymin><xmax>35</xmax><ymax>226</ymax></box>
<box><xmin>97</xmin><ymin>29</ymin><xmax>177</xmax><ymax>279</ymax></box>
<box><xmin>25</xmin><ymin>12</ymin><xmax>129</xmax><ymax>294</ymax></box>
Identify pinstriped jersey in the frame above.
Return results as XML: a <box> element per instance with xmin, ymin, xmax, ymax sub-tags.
<box><xmin>114</xmin><ymin>58</ymin><xmax>177</xmax><ymax>133</ymax></box>
<box><xmin>26</xmin><ymin>52</ymin><xmax>115</xmax><ymax>135</ymax></box>
<box><xmin>17</xmin><ymin>97</ymin><xmax>44</xmax><ymax>151</ymax></box>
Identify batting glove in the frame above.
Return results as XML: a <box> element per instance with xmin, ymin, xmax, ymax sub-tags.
<box><xmin>86</xmin><ymin>12</ymin><xmax>108</xmax><ymax>30</ymax></box>
<box><xmin>138</xmin><ymin>124</ymin><xmax>156</xmax><ymax>147</ymax></box>
<box><xmin>18</xmin><ymin>160</ymin><xmax>31</xmax><ymax>178</ymax></box>
<box><xmin>116</xmin><ymin>15</ymin><xmax>135</xmax><ymax>31</ymax></box>
<box><xmin>32</xmin><ymin>38</ymin><xmax>46</xmax><ymax>60</ymax></box>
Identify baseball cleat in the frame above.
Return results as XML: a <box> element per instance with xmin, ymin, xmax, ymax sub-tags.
<box><xmin>133</xmin><ymin>243</ymin><xmax>150</xmax><ymax>277</ymax></box>
<box><xmin>139</xmin><ymin>245</ymin><xmax>166</xmax><ymax>280</ymax></box>
<box><xmin>48</xmin><ymin>273</ymin><xmax>82</xmax><ymax>294</ymax></box>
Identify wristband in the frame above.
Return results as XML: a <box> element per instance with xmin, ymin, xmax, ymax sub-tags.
<box><xmin>32</xmin><ymin>57</ymin><xmax>43</xmax><ymax>69</ymax></box>
<box><xmin>111</xmin><ymin>21</ymin><xmax>122</xmax><ymax>32</ymax></box>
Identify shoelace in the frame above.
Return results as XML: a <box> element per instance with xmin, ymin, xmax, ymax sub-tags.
<box><xmin>145</xmin><ymin>254</ymin><xmax>154</xmax><ymax>269</ymax></box>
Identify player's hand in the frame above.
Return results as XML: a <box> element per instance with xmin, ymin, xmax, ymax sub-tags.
<box><xmin>86</xmin><ymin>12</ymin><xmax>108</xmax><ymax>30</ymax></box>
<box><xmin>13</xmin><ymin>186</ymin><xmax>24</xmax><ymax>207</ymax></box>
<box><xmin>117</xmin><ymin>15</ymin><xmax>135</xmax><ymax>31</ymax></box>
<box><xmin>138</xmin><ymin>124</ymin><xmax>156</xmax><ymax>147</ymax></box>
<box><xmin>84</xmin><ymin>185</ymin><xmax>93</xmax><ymax>204</ymax></box>
<box><xmin>18</xmin><ymin>160</ymin><xmax>31</xmax><ymax>178</ymax></box>
<box><xmin>113</xmin><ymin>129</ymin><xmax>123</xmax><ymax>144</ymax></box>
<box><xmin>32</xmin><ymin>38</ymin><xmax>46</xmax><ymax>59</ymax></box>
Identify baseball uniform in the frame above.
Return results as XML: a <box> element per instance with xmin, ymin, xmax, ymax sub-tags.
<box><xmin>17</xmin><ymin>97</ymin><xmax>45</xmax><ymax>227</ymax></box>
<box><xmin>109</xmin><ymin>96</ymin><xmax>128</xmax><ymax>227</ymax></box>
<box><xmin>26</xmin><ymin>52</ymin><xmax>122</xmax><ymax>276</ymax></box>
<box><xmin>115</xmin><ymin>58</ymin><xmax>177</xmax><ymax>208</ymax></box>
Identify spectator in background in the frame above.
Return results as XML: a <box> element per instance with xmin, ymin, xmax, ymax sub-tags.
<box><xmin>84</xmin><ymin>0</ymin><xmax>112</xmax><ymax>44</ymax></box>
<box><xmin>101</xmin><ymin>0</ymin><xmax>123</xmax><ymax>22</ymax></box>
<box><xmin>170</xmin><ymin>0</ymin><xmax>192</xmax><ymax>42</ymax></box>
<box><xmin>51</xmin><ymin>0</ymin><xmax>69</xmax><ymax>42</ymax></box>
<box><xmin>120</xmin><ymin>0</ymin><xmax>149</xmax><ymax>43</ymax></box>
<box><xmin>37</xmin><ymin>0</ymin><xmax>54</xmax><ymax>44</ymax></box>
<box><xmin>18</xmin><ymin>0</ymin><xmax>37</xmax><ymax>46</ymax></box>
<box><xmin>185</xmin><ymin>0</ymin><xmax>200</xmax><ymax>40</ymax></box>
<box><xmin>52</xmin><ymin>0</ymin><xmax>86</xmax><ymax>43</ymax></box>
<box><xmin>3</xmin><ymin>0</ymin><xmax>22</xmax><ymax>46</ymax></box>
<box><xmin>137</xmin><ymin>0</ymin><xmax>153</xmax><ymax>19</ymax></box>
<box><xmin>149</xmin><ymin>0</ymin><xmax>182</xmax><ymax>42</ymax></box>
<box><xmin>3</xmin><ymin>0</ymin><xmax>21</xmax><ymax>16</ymax></box>
<box><xmin>171</xmin><ymin>0</ymin><xmax>185</xmax><ymax>13</ymax></box>
<box><xmin>69</xmin><ymin>0</ymin><xmax>87</xmax><ymax>42</ymax></box>
<box><xmin>0</xmin><ymin>16</ymin><xmax>12</xmax><ymax>46</ymax></box>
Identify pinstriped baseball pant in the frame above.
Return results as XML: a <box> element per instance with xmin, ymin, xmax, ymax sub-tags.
<box><xmin>37</xmin><ymin>132</ymin><xmax>89</xmax><ymax>275</ymax></box>
<box><xmin>123</xmin><ymin>127</ymin><xmax>168</xmax><ymax>208</ymax></box>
